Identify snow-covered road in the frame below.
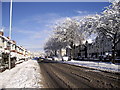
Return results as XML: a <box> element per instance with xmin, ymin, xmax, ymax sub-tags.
<box><xmin>63</xmin><ymin>60</ymin><xmax>120</xmax><ymax>73</ymax></box>
<box><xmin>0</xmin><ymin>60</ymin><xmax>43</xmax><ymax>88</ymax></box>
<box><xmin>0</xmin><ymin>59</ymin><xmax>119</xmax><ymax>89</ymax></box>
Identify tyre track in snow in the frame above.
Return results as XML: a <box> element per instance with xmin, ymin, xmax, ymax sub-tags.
<box><xmin>39</xmin><ymin>60</ymin><xmax>120</xmax><ymax>88</ymax></box>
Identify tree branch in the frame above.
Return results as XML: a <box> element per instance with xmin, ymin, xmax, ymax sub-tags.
<box><xmin>115</xmin><ymin>38</ymin><xmax>120</xmax><ymax>46</ymax></box>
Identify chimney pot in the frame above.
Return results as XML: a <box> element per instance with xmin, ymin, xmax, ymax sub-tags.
<box><xmin>0</xmin><ymin>31</ymin><xmax>3</xmax><ymax>36</ymax></box>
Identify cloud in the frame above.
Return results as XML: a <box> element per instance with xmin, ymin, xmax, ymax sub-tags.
<box><xmin>12</xmin><ymin>11</ymin><xmax>96</xmax><ymax>52</ymax></box>
<box><xmin>34</xmin><ymin>13</ymin><xmax>61</xmax><ymax>24</ymax></box>
<box><xmin>19</xmin><ymin>13</ymin><xmax>61</xmax><ymax>27</ymax></box>
<box><xmin>12</xmin><ymin>26</ymin><xmax>53</xmax><ymax>52</ymax></box>
<box><xmin>15</xmin><ymin>29</ymin><xmax>34</xmax><ymax>34</ymax></box>
<box><xmin>11</xmin><ymin>13</ymin><xmax>62</xmax><ymax>52</ymax></box>
<box><xmin>76</xmin><ymin>10</ymin><xmax>89</xmax><ymax>14</ymax></box>
<box><xmin>30</xmin><ymin>29</ymin><xmax>52</xmax><ymax>39</ymax></box>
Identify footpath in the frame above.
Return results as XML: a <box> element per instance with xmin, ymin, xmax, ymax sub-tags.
<box><xmin>0</xmin><ymin>60</ymin><xmax>43</xmax><ymax>88</ymax></box>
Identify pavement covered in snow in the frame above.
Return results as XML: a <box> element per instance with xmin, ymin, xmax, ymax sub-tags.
<box><xmin>63</xmin><ymin>60</ymin><xmax>120</xmax><ymax>73</ymax></box>
<box><xmin>0</xmin><ymin>60</ymin><xmax>43</xmax><ymax>88</ymax></box>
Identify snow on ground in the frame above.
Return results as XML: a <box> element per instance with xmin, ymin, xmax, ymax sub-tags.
<box><xmin>0</xmin><ymin>60</ymin><xmax>43</xmax><ymax>88</ymax></box>
<box><xmin>63</xmin><ymin>60</ymin><xmax>120</xmax><ymax>73</ymax></box>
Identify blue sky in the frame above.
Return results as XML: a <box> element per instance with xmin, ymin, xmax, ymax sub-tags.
<box><xmin>2</xmin><ymin>2</ymin><xmax>110</xmax><ymax>52</ymax></box>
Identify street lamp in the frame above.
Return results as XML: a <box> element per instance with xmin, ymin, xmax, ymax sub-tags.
<box><xmin>8</xmin><ymin>0</ymin><xmax>13</xmax><ymax>69</ymax></box>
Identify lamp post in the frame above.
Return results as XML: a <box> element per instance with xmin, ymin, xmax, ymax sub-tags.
<box><xmin>8</xmin><ymin>0</ymin><xmax>13</xmax><ymax>69</ymax></box>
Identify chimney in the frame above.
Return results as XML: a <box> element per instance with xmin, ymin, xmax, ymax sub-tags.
<box><xmin>12</xmin><ymin>40</ymin><xmax>16</xmax><ymax>44</ymax></box>
<box><xmin>7</xmin><ymin>37</ymin><xmax>10</xmax><ymax>39</ymax></box>
<box><xmin>0</xmin><ymin>28</ymin><xmax>4</xmax><ymax>36</ymax></box>
<box><xmin>0</xmin><ymin>31</ymin><xmax>3</xmax><ymax>36</ymax></box>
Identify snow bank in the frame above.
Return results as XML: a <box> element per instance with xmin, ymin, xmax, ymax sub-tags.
<box><xmin>64</xmin><ymin>60</ymin><xmax>120</xmax><ymax>73</ymax></box>
<box><xmin>0</xmin><ymin>60</ymin><xmax>43</xmax><ymax>88</ymax></box>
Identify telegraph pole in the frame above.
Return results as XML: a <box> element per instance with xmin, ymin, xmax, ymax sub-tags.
<box><xmin>9</xmin><ymin>0</ymin><xmax>13</xmax><ymax>69</ymax></box>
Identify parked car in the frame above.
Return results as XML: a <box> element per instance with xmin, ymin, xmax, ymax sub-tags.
<box><xmin>99</xmin><ymin>55</ymin><xmax>112</xmax><ymax>62</ymax></box>
<box><xmin>39</xmin><ymin>57</ymin><xmax>44</xmax><ymax>60</ymax></box>
<box><xmin>63</xmin><ymin>56</ymin><xmax>69</xmax><ymax>61</ymax></box>
<box><xmin>114</xmin><ymin>57</ymin><xmax>120</xmax><ymax>63</ymax></box>
<box><xmin>47</xmin><ymin>56</ymin><xmax>53</xmax><ymax>60</ymax></box>
<box><xmin>33</xmin><ymin>57</ymin><xmax>39</xmax><ymax>60</ymax></box>
<box><xmin>52</xmin><ymin>56</ymin><xmax>59</xmax><ymax>61</ymax></box>
<box><xmin>75</xmin><ymin>56</ymin><xmax>83</xmax><ymax>60</ymax></box>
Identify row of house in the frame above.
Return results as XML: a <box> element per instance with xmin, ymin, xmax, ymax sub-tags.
<box><xmin>56</xmin><ymin>35</ymin><xmax>120</xmax><ymax>60</ymax></box>
<box><xmin>0</xmin><ymin>29</ymin><xmax>32</xmax><ymax>62</ymax></box>
<box><xmin>73</xmin><ymin>35</ymin><xmax>120</xmax><ymax>59</ymax></box>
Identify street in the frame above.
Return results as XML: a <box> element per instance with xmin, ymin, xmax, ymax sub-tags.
<box><xmin>39</xmin><ymin>60</ymin><xmax>120</xmax><ymax>88</ymax></box>
<box><xmin>1</xmin><ymin>1</ymin><xmax>120</xmax><ymax>89</ymax></box>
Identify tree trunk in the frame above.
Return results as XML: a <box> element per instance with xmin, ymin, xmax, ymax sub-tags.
<box><xmin>85</xmin><ymin>46</ymin><xmax>87</xmax><ymax>58</ymax></box>
<box><xmin>71</xmin><ymin>46</ymin><xmax>76</xmax><ymax>59</ymax></box>
<box><xmin>70</xmin><ymin>42</ymin><xmax>74</xmax><ymax>60</ymax></box>
<box><xmin>59</xmin><ymin>48</ymin><xmax>63</xmax><ymax>61</ymax></box>
<box><xmin>112</xmin><ymin>46</ymin><xmax>115</xmax><ymax>63</ymax></box>
<box><xmin>55</xmin><ymin>50</ymin><xmax>57</xmax><ymax>56</ymax></box>
<box><xmin>112</xmin><ymin>33</ymin><xmax>117</xmax><ymax>63</ymax></box>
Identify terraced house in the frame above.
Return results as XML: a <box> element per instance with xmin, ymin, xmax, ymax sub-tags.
<box><xmin>0</xmin><ymin>29</ymin><xmax>32</xmax><ymax>71</ymax></box>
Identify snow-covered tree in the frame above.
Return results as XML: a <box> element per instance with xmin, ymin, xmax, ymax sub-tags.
<box><xmin>44</xmin><ymin>34</ymin><xmax>67</xmax><ymax>57</ymax></box>
<box><xmin>97</xmin><ymin>0</ymin><xmax>120</xmax><ymax>63</ymax></box>
<box><xmin>44</xmin><ymin>37</ymin><xmax>57</xmax><ymax>56</ymax></box>
<box><xmin>74</xmin><ymin>15</ymin><xmax>101</xmax><ymax>58</ymax></box>
<box><xmin>44</xmin><ymin>0</ymin><xmax>120</xmax><ymax>62</ymax></box>
<box><xmin>79</xmin><ymin>0</ymin><xmax>120</xmax><ymax>62</ymax></box>
<box><xmin>79</xmin><ymin>14</ymin><xmax>100</xmax><ymax>39</ymax></box>
<box><xmin>53</xmin><ymin>17</ymin><xmax>84</xmax><ymax>59</ymax></box>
